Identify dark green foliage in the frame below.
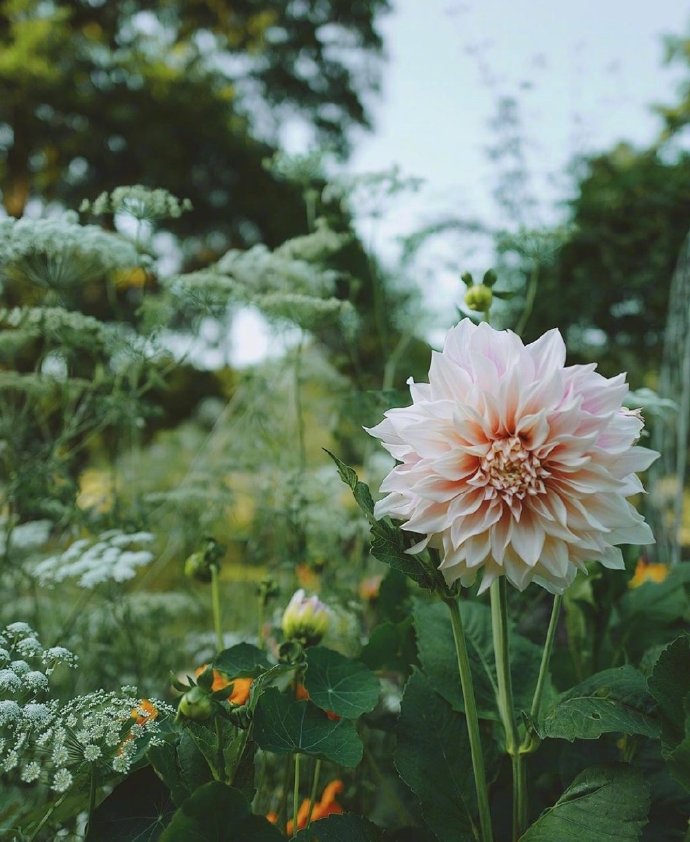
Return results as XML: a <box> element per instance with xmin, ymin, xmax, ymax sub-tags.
<box><xmin>394</xmin><ymin>670</ymin><xmax>483</xmax><ymax>842</ymax></box>
<box><xmin>520</xmin><ymin>764</ymin><xmax>650</xmax><ymax>841</ymax></box>
<box><xmin>522</xmin><ymin>147</ymin><xmax>690</xmax><ymax>380</ymax></box>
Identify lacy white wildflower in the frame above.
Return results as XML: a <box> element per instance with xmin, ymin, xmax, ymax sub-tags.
<box><xmin>0</xmin><ymin>216</ymin><xmax>140</xmax><ymax>290</ymax></box>
<box><xmin>368</xmin><ymin>319</ymin><xmax>658</xmax><ymax>594</ymax></box>
<box><xmin>81</xmin><ymin>185</ymin><xmax>192</xmax><ymax>221</ymax></box>
<box><xmin>32</xmin><ymin>530</ymin><xmax>155</xmax><ymax>589</ymax></box>
<box><xmin>0</xmin><ymin>519</ymin><xmax>52</xmax><ymax>555</ymax></box>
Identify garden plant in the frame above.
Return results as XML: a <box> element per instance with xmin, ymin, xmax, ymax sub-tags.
<box><xmin>0</xmin><ymin>186</ymin><xmax>689</xmax><ymax>842</ymax></box>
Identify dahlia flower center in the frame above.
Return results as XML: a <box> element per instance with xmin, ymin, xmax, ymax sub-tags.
<box><xmin>479</xmin><ymin>435</ymin><xmax>547</xmax><ymax>501</ymax></box>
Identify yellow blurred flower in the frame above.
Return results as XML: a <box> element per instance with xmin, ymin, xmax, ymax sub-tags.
<box><xmin>629</xmin><ymin>558</ymin><xmax>669</xmax><ymax>588</ymax></box>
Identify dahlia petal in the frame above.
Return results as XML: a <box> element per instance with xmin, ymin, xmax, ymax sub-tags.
<box><xmin>510</xmin><ymin>519</ymin><xmax>545</xmax><ymax>566</ymax></box>
<box><xmin>526</xmin><ymin>328</ymin><xmax>566</xmax><ymax>375</ymax></box>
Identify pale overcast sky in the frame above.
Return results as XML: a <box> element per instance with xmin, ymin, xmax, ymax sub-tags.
<box><xmin>234</xmin><ymin>0</ymin><xmax>690</xmax><ymax>363</ymax></box>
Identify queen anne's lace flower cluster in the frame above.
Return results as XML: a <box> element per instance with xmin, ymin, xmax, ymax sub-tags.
<box><xmin>0</xmin><ymin>215</ymin><xmax>141</xmax><ymax>290</ymax></box>
<box><xmin>0</xmin><ymin>624</ymin><xmax>171</xmax><ymax>796</ymax></box>
<box><xmin>32</xmin><ymin>530</ymin><xmax>155</xmax><ymax>589</ymax></box>
<box><xmin>368</xmin><ymin>320</ymin><xmax>657</xmax><ymax>594</ymax></box>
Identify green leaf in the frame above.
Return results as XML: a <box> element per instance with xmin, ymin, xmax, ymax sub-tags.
<box><xmin>619</xmin><ymin>566</ymin><xmax>690</xmax><ymax>628</ymax></box>
<box><xmin>325</xmin><ymin>451</ymin><xmax>442</xmax><ymax>591</ymax></box>
<box><xmin>649</xmin><ymin>635</ymin><xmax>690</xmax><ymax>736</ymax></box>
<box><xmin>360</xmin><ymin>618</ymin><xmax>416</xmax><ymax>675</ymax></box>
<box><xmin>370</xmin><ymin>521</ymin><xmax>441</xmax><ymax>590</ymax></box>
<box><xmin>304</xmin><ymin>646</ymin><xmax>380</xmax><ymax>719</ymax></box>
<box><xmin>160</xmin><ymin>782</ymin><xmax>283</xmax><ymax>841</ymax></box>
<box><xmin>649</xmin><ymin>635</ymin><xmax>690</xmax><ymax>791</ymax></box>
<box><xmin>324</xmin><ymin>450</ymin><xmax>376</xmax><ymax>523</ymax></box>
<box><xmin>520</xmin><ymin>764</ymin><xmax>650</xmax><ymax>841</ymax></box>
<box><xmin>87</xmin><ymin>766</ymin><xmax>175</xmax><ymax>841</ymax></box>
<box><xmin>539</xmin><ymin>666</ymin><xmax>659</xmax><ymax>741</ymax></box>
<box><xmin>213</xmin><ymin>643</ymin><xmax>272</xmax><ymax>678</ymax></box>
<box><xmin>394</xmin><ymin>670</ymin><xmax>483</xmax><ymax>842</ymax></box>
<box><xmin>148</xmin><ymin>740</ymin><xmax>193</xmax><ymax>807</ymax></box>
<box><xmin>414</xmin><ymin>600</ymin><xmax>545</xmax><ymax>721</ymax></box>
<box><xmin>294</xmin><ymin>814</ymin><xmax>384</xmax><ymax>840</ymax></box>
<box><xmin>253</xmin><ymin>687</ymin><xmax>363</xmax><ymax>767</ymax></box>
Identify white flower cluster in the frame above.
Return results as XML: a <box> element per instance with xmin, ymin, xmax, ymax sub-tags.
<box><xmin>0</xmin><ymin>623</ymin><xmax>172</xmax><ymax>795</ymax></box>
<box><xmin>0</xmin><ymin>215</ymin><xmax>141</xmax><ymax>290</ymax></box>
<box><xmin>165</xmin><ymin>224</ymin><xmax>357</xmax><ymax>335</ymax></box>
<box><xmin>81</xmin><ymin>185</ymin><xmax>193</xmax><ymax>221</ymax></box>
<box><xmin>31</xmin><ymin>530</ymin><xmax>155</xmax><ymax>589</ymax></box>
<box><xmin>0</xmin><ymin>519</ymin><xmax>52</xmax><ymax>556</ymax></box>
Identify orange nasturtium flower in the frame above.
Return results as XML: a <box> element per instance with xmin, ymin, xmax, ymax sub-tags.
<box><xmin>267</xmin><ymin>780</ymin><xmax>345</xmax><ymax>834</ymax></box>
<box><xmin>629</xmin><ymin>558</ymin><xmax>669</xmax><ymax>588</ymax></box>
<box><xmin>194</xmin><ymin>666</ymin><xmax>253</xmax><ymax>705</ymax></box>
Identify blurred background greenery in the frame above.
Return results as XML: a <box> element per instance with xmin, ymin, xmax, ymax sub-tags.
<box><xmin>1</xmin><ymin>0</ymin><xmax>690</xmax><ymax>697</ymax></box>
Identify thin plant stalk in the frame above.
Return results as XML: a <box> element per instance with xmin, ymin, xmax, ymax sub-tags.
<box><xmin>292</xmin><ymin>753</ymin><xmax>301</xmax><ymax>837</ymax></box>
<box><xmin>446</xmin><ymin>597</ymin><xmax>494</xmax><ymax>842</ymax></box>
<box><xmin>529</xmin><ymin>593</ymin><xmax>562</xmax><ymax>725</ymax></box>
<box><xmin>489</xmin><ymin>578</ymin><xmax>520</xmax><ymax>840</ymax></box>
<box><xmin>210</xmin><ymin>565</ymin><xmax>224</xmax><ymax>653</ymax></box>
<box><xmin>516</xmin><ymin>592</ymin><xmax>563</xmax><ymax>831</ymax></box>
<box><xmin>305</xmin><ymin>757</ymin><xmax>322</xmax><ymax>829</ymax></box>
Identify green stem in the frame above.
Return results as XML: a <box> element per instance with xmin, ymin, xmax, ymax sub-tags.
<box><xmin>292</xmin><ymin>753</ymin><xmax>301</xmax><ymax>837</ymax></box>
<box><xmin>84</xmin><ymin>766</ymin><xmax>97</xmax><ymax>839</ymax></box>
<box><xmin>489</xmin><ymin>578</ymin><xmax>520</xmax><ymax>840</ymax></box>
<box><xmin>529</xmin><ymin>593</ymin><xmax>562</xmax><ymax>725</ymax></box>
<box><xmin>216</xmin><ymin>717</ymin><xmax>226</xmax><ymax>783</ymax></box>
<box><xmin>515</xmin><ymin>262</ymin><xmax>539</xmax><ymax>336</ymax></box>
<box><xmin>305</xmin><ymin>758</ymin><xmax>321</xmax><ymax>829</ymax></box>
<box><xmin>517</xmin><ymin>592</ymin><xmax>563</xmax><ymax>831</ymax></box>
<box><xmin>446</xmin><ymin>597</ymin><xmax>494</xmax><ymax>842</ymax></box>
<box><xmin>210</xmin><ymin>565</ymin><xmax>224</xmax><ymax>653</ymax></box>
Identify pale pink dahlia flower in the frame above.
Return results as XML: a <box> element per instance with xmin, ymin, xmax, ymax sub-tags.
<box><xmin>367</xmin><ymin>319</ymin><xmax>657</xmax><ymax>594</ymax></box>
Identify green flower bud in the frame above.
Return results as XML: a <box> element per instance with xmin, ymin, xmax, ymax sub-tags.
<box><xmin>177</xmin><ymin>685</ymin><xmax>213</xmax><ymax>721</ymax></box>
<box><xmin>281</xmin><ymin>589</ymin><xmax>330</xmax><ymax>647</ymax></box>
<box><xmin>460</xmin><ymin>271</ymin><xmax>474</xmax><ymax>288</ymax></box>
<box><xmin>482</xmin><ymin>269</ymin><xmax>498</xmax><ymax>288</ymax></box>
<box><xmin>464</xmin><ymin>284</ymin><xmax>493</xmax><ymax>313</ymax></box>
<box><xmin>183</xmin><ymin>537</ymin><xmax>224</xmax><ymax>583</ymax></box>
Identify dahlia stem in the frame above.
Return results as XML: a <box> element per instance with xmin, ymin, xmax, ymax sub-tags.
<box><xmin>446</xmin><ymin>597</ymin><xmax>494</xmax><ymax>842</ymax></box>
<box><xmin>529</xmin><ymin>593</ymin><xmax>562</xmax><ymax>725</ymax></box>
<box><xmin>516</xmin><ymin>592</ymin><xmax>563</xmax><ymax>831</ymax></box>
<box><xmin>489</xmin><ymin>578</ymin><xmax>520</xmax><ymax>841</ymax></box>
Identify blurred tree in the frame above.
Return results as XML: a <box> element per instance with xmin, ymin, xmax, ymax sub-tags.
<box><xmin>0</xmin><ymin>0</ymin><xmax>389</xmax><ymax>253</ymax></box>
<box><xmin>519</xmin><ymin>144</ymin><xmax>690</xmax><ymax>380</ymax></box>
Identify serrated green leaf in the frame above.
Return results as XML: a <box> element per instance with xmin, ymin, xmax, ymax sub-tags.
<box><xmin>159</xmin><ymin>782</ymin><xmax>282</xmax><ymax>841</ymax></box>
<box><xmin>414</xmin><ymin>600</ymin><xmax>546</xmax><ymax>720</ymax></box>
<box><xmin>394</xmin><ymin>670</ymin><xmax>482</xmax><ymax>842</ymax></box>
<box><xmin>324</xmin><ymin>450</ymin><xmax>375</xmax><ymax>522</ymax></box>
<box><xmin>253</xmin><ymin>687</ymin><xmax>363</xmax><ymax>767</ymax></box>
<box><xmin>304</xmin><ymin>646</ymin><xmax>380</xmax><ymax>719</ymax></box>
<box><xmin>213</xmin><ymin>643</ymin><xmax>272</xmax><ymax>679</ymax></box>
<box><xmin>539</xmin><ymin>666</ymin><xmax>659</xmax><ymax>741</ymax></box>
<box><xmin>148</xmin><ymin>740</ymin><xmax>192</xmax><ymax>807</ymax></box>
<box><xmin>649</xmin><ymin>635</ymin><xmax>690</xmax><ymax>791</ymax></box>
<box><xmin>520</xmin><ymin>764</ymin><xmax>650</xmax><ymax>841</ymax></box>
